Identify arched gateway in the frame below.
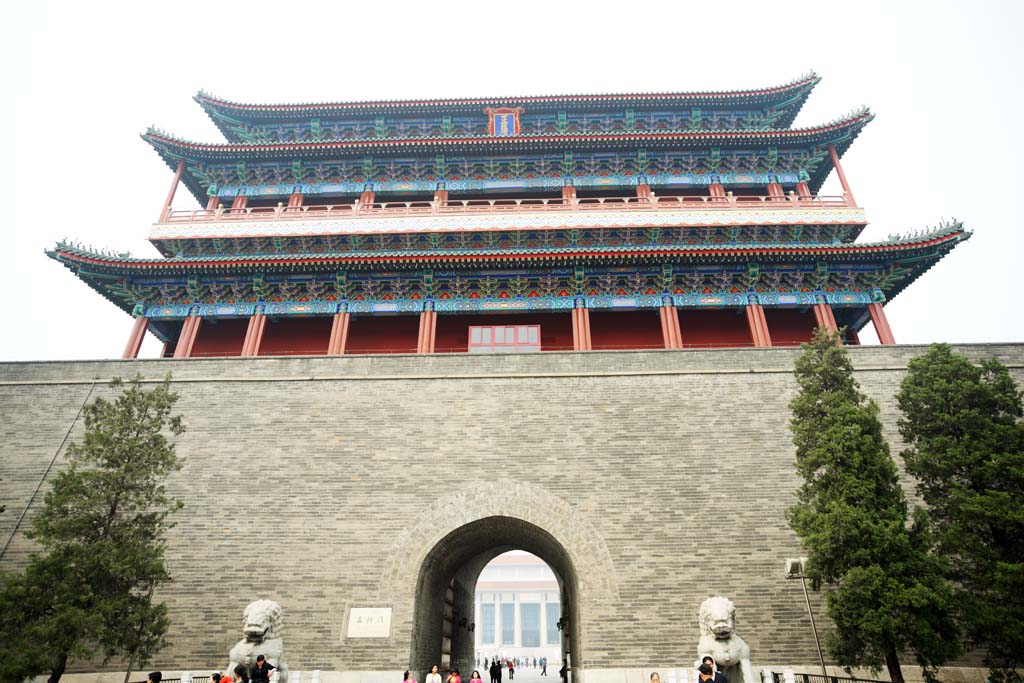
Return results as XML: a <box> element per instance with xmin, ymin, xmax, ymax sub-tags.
<box><xmin>379</xmin><ymin>482</ymin><xmax>619</xmax><ymax>681</ymax></box>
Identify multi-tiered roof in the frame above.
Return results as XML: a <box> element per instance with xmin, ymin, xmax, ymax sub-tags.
<box><xmin>49</xmin><ymin>74</ymin><xmax>968</xmax><ymax>355</ymax></box>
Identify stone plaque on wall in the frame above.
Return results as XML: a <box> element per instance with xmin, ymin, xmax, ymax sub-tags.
<box><xmin>347</xmin><ymin>607</ymin><xmax>392</xmax><ymax>638</ymax></box>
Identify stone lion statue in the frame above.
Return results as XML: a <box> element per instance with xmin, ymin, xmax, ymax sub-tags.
<box><xmin>694</xmin><ymin>596</ymin><xmax>754</xmax><ymax>683</ymax></box>
<box><xmin>228</xmin><ymin>599</ymin><xmax>288</xmax><ymax>681</ymax></box>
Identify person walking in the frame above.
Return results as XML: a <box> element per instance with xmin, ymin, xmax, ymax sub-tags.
<box><xmin>508</xmin><ymin>660</ymin><xmax>515</xmax><ymax>681</ymax></box>
<box><xmin>541</xmin><ymin>658</ymin><xmax>547</xmax><ymax>676</ymax></box>
<box><xmin>404</xmin><ymin>671</ymin><xmax>418</xmax><ymax>683</ymax></box>
<box><xmin>426</xmin><ymin>665</ymin><xmax>443</xmax><ymax>683</ymax></box>
<box><xmin>489</xmin><ymin>659</ymin><xmax>500</xmax><ymax>683</ymax></box>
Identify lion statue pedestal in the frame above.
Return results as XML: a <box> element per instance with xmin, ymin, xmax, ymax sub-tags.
<box><xmin>694</xmin><ymin>596</ymin><xmax>754</xmax><ymax>683</ymax></box>
<box><xmin>228</xmin><ymin>599</ymin><xmax>289</xmax><ymax>682</ymax></box>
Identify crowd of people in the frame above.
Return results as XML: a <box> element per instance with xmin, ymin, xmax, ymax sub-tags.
<box><xmin>144</xmin><ymin>653</ymin><xmax>727</xmax><ymax>683</ymax></box>
<box><xmin>145</xmin><ymin>653</ymin><xmax>278</xmax><ymax>683</ymax></box>
<box><xmin>649</xmin><ymin>657</ymin><xmax>729</xmax><ymax>683</ymax></box>
<box><xmin>473</xmin><ymin>656</ymin><xmax>552</xmax><ymax>680</ymax></box>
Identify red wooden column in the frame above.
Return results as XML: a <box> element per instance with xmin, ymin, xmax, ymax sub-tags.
<box><xmin>433</xmin><ymin>188</ymin><xmax>449</xmax><ymax>204</ymax></box>
<box><xmin>230</xmin><ymin>195</ymin><xmax>248</xmax><ymax>213</ymax></box>
<box><xmin>561</xmin><ymin>185</ymin><xmax>577</xmax><ymax>203</ymax></box>
<box><xmin>767</xmin><ymin>182</ymin><xmax>785</xmax><ymax>200</ymax></box>
<box><xmin>828</xmin><ymin>144</ymin><xmax>857</xmax><ymax>207</ymax></box>
<box><xmin>745</xmin><ymin>305</ymin><xmax>764</xmax><ymax>347</ymax></box>
<box><xmin>359</xmin><ymin>190</ymin><xmax>375</xmax><ymax>205</ymax></box>
<box><xmin>206</xmin><ymin>196</ymin><xmax>220</xmax><ymax>210</ymax></box>
<box><xmin>417</xmin><ymin>310</ymin><xmax>437</xmax><ymax>354</ymax></box>
<box><xmin>241</xmin><ymin>314</ymin><xmax>267</xmax><ymax>357</ymax></box>
<box><xmin>669</xmin><ymin>306</ymin><xmax>682</xmax><ymax>347</ymax></box>
<box><xmin>796</xmin><ymin>181</ymin><xmax>812</xmax><ymax>198</ymax></box>
<box><xmin>745</xmin><ymin>304</ymin><xmax>772</xmax><ymax>347</ymax></box>
<box><xmin>709</xmin><ymin>182</ymin><xmax>727</xmax><ymax>202</ymax></box>
<box><xmin>327</xmin><ymin>311</ymin><xmax>351</xmax><ymax>355</ymax></box>
<box><xmin>636</xmin><ymin>183</ymin><xmax>652</xmax><ymax>200</ymax></box>
<box><xmin>867</xmin><ymin>303</ymin><xmax>896</xmax><ymax>345</ymax></box>
<box><xmin>659</xmin><ymin>305</ymin><xmax>681</xmax><ymax>349</ymax></box>
<box><xmin>121</xmin><ymin>316</ymin><xmax>149</xmax><ymax>359</ymax></box>
<box><xmin>812</xmin><ymin>302</ymin><xmax>839</xmax><ymax>333</ymax></box>
<box><xmin>757</xmin><ymin>304</ymin><xmax>773</xmax><ymax>347</ymax></box>
<box><xmin>287</xmin><ymin>193</ymin><xmax>304</xmax><ymax>209</ymax></box>
<box><xmin>572</xmin><ymin>306</ymin><xmax>592</xmax><ymax>351</ymax></box>
<box><xmin>159</xmin><ymin>159</ymin><xmax>186</xmax><ymax>222</ymax></box>
<box><xmin>172</xmin><ymin>316</ymin><xmax>202</xmax><ymax>358</ymax></box>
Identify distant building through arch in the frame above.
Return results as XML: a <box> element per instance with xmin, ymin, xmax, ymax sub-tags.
<box><xmin>475</xmin><ymin>551</ymin><xmax>563</xmax><ymax>666</ymax></box>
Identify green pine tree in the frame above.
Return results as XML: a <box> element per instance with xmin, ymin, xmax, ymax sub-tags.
<box><xmin>897</xmin><ymin>344</ymin><xmax>1024</xmax><ymax>683</ymax></box>
<box><xmin>0</xmin><ymin>375</ymin><xmax>185</xmax><ymax>683</ymax></box>
<box><xmin>786</xmin><ymin>328</ymin><xmax>961</xmax><ymax>683</ymax></box>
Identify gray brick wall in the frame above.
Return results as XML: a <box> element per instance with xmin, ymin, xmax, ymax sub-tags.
<box><xmin>1</xmin><ymin>345</ymin><xmax>1021</xmax><ymax>675</ymax></box>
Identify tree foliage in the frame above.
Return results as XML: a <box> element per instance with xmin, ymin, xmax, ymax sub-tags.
<box><xmin>897</xmin><ymin>344</ymin><xmax>1024</xmax><ymax>681</ymax></box>
<box><xmin>786</xmin><ymin>329</ymin><xmax>961</xmax><ymax>683</ymax></box>
<box><xmin>0</xmin><ymin>375</ymin><xmax>184</xmax><ymax>683</ymax></box>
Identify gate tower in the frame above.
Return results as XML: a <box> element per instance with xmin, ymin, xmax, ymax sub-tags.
<box><xmin>50</xmin><ymin>73</ymin><xmax>967</xmax><ymax>357</ymax></box>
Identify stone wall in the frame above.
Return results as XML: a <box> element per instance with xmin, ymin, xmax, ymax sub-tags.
<box><xmin>1</xmin><ymin>345</ymin><xmax>1021</xmax><ymax>682</ymax></box>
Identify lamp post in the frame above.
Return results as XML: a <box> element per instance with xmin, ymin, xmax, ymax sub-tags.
<box><xmin>785</xmin><ymin>558</ymin><xmax>828</xmax><ymax>678</ymax></box>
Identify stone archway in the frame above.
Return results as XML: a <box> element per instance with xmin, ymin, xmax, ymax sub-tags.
<box><xmin>378</xmin><ymin>481</ymin><xmax>618</xmax><ymax>681</ymax></box>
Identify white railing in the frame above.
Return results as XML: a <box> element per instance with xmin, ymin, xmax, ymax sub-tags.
<box><xmin>162</xmin><ymin>193</ymin><xmax>854</xmax><ymax>223</ymax></box>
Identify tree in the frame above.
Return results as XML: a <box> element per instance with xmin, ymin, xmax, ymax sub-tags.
<box><xmin>0</xmin><ymin>375</ymin><xmax>184</xmax><ymax>683</ymax></box>
<box><xmin>786</xmin><ymin>329</ymin><xmax>961</xmax><ymax>683</ymax></box>
<box><xmin>897</xmin><ymin>344</ymin><xmax>1024</xmax><ymax>682</ymax></box>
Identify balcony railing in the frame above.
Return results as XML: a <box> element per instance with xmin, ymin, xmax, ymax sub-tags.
<box><xmin>162</xmin><ymin>193</ymin><xmax>855</xmax><ymax>224</ymax></box>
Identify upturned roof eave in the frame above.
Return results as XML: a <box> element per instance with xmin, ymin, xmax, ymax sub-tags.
<box><xmin>51</xmin><ymin>224</ymin><xmax>968</xmax><ymax>272</ymax></box>
<box><xmin>194</xmin><ymin>73</ymin><xmax>821</xmax><ymax>133</ymax></box>
<box><xmin>145</xmin><ymin>108</ymin><xmax>872</xmax><ymax>205</ymax></box>
<box><xmin>49</xmin><ymin>229</ymin><xmax>969</xmax><ymax>323</ymax></box>
<box><xmin>146</xmin><ymin>109</ymin><xmax>872</xmax><ymax>160</ymax></box>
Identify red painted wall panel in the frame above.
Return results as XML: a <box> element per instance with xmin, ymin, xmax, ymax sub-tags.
<box><xmin>677</xmin><ymin>309</ymin><xmax>754</xmax><ymax>348</ymax></box>
<box><xmin>345</xmin><ymin>315</ymin><xmax>420</xmax><ymax>354</ymax></box>
<box><xmin>257</xmin><ymin>316</ymin><xmax>333</xmax><ymax>356</ymax></box>
<box><xmin>764</xmin><ymin>308</ymin><xmax>817</xmax><ymax>347</ymax></box>
<box><xmin>434</xmin><ymin>312</ymin><xmax>573</xmax><ymax>352</ymax></box>
<box><xmin>189</xmin><ymin>318</ymin><xmax>248</xmax><ymax>357</ymax></box>
<box><xmin>589</xmin><ymin>310</ymin><xmax>665</xmax><ymax>351</ymax></box>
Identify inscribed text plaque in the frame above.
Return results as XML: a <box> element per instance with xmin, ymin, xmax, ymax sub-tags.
<box><xmin>347</xmin><ymin>607</ymin><xmax>392</xmax><ymax>638</ymax></box>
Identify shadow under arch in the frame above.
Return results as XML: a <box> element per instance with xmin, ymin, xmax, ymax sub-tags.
<box><xmin>409</xmin><ymin>516</ymin><xmax>580</xmax><ymax>680</ymax></box>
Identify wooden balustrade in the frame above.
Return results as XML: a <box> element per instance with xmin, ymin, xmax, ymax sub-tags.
<box><xmin>161</xmin><ymin>192</ymin><xmax>855</xmax><ymax>223</ymax></box>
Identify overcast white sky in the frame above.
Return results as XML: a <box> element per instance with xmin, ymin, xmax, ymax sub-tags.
<box><xmin>1</xmin><ymin>0</ymin><xmax>1020</xmax><ymax>361</ymax></box>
